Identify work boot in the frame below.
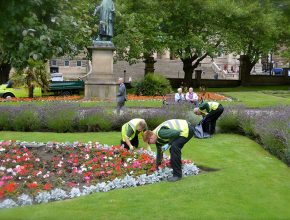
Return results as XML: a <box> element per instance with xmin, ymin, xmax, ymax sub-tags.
<box><xmin>167</xmin><ymin>176</ymin><xmax>182</xmax><ymax>182</ymax></box>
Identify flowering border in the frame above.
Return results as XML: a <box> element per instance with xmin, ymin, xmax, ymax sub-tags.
<box><xmin>0</xmin><ymin>141</ymin><xmax>199</xmax><ymax>209</ymax></box>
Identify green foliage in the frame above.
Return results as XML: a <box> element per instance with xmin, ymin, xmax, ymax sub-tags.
<box><xmin>11</xmin><ymin>59</ymin><xmax>49</xmax><ymax>97</ymax></box>
<box><xmin>255</xmin><ymin>115</ymin><xmax>290</xmax><ymax>164</ymax></box>
<box><xmin>0</xmin><ymin>0</ymin><xmax>93</xmax><ymax>83</ymax></box>
<box><xmin>0</xmin><ymin>112</ymin><xmax>12</xmax><ymax>131</ymax></box>
<box><xmin>114</xmin><ymin>0</ymin><xmax>165</xmax><ymax>63</ymax></box>
<box><xmin>12</xmin><ymin>110</ymin><xmax>41</xmax><ymax>131</ymax></box>
<box><xmin>79</xmin><ymin>112</ymin><xmax>113</xmax><ymax>132</ymax></box>
<box><xmin>144</xmin><ymin>115</ymin><xmax>167</xmax><ymax>129</ymax></box>
<box><xmin>238</xmin><ymin>115</ymin><xmax>257</xmax><ymax>137</ymax></box>
<box><xmin>217</xmin><ymin>111</ymin><xmax>241</xmax><ymax>133</ymax></box>
<box><xmin>133</xmin><ymin>73</ymin><xmax>172</xmax><ymax>96</ymax></box>
<box><xmin>219</xmin><ymin>0</ymin><xmax>285</xmax><ymax>72</ymax></box>
<box><xmin>46</xmin><ymin>110</ymin><xmax>77</xmax><ymax>133</ymax></box>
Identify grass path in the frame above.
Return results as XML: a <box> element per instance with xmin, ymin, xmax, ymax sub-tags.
<box><xmin>0</xmin><ymin>132</ymin><xmax>290</xmax><ymax>219</ymax></box>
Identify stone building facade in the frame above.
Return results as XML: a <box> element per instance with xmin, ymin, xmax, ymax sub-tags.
<box><xmin>50</xmin><ymin>50</ymin><xmax>289</xmax><ymax>82</ymax></box>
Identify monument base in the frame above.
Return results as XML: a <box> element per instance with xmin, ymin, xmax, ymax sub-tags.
<box><xmin>85</xmin><ymin>82</ymin><xmax>117</xmax><ymax>101</ymax></box>
<box><xmin>85</xmin><ymin>43</ymin><xmax>117</xmax><ymax>100</ymax></box>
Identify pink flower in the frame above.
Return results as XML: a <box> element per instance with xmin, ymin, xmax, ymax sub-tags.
<box><xmin>0</xmin><ymin>181</ymin><xmax>4</xmax><ymax>187</ymax></box>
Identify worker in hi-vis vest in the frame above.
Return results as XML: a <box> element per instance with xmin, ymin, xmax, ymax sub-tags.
<box><xmin>194</xmin><ymin>101</ymin><xmax>224</xmax><ymax>135</ymax></box>
<box><xmin>121</xmin><ymin>118</ymin><xmax>150</xmax><ymax>151</ymax></box>
<box><xmin>143</xmin><ymin>119</ymin><xmax>194</xmax><ymax>182</ymax></box>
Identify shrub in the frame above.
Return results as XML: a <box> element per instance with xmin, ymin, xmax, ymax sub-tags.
<box><xmin>13</xmin><ymin>110</ymin><xmax>41</xmax><ymax>131</ymax></box>
<box><xmin>238</xmin><ymin>113</ymin><xmax>258</xmax><ymax>137</ymax></box>
<box><xmin>44</xmin><ymin>103</ymin><xmax>79</xmax><ymax>133</ymax></box>
<box><xmin>79</xmin><ymin>110</ymin><xmax>113</xmax><ymax>132</ymax></box>
<box><xmin>133</xmin><ymin>73</ymin><xmax>172</xmax><ymax>96</ymax></box>
<box><xmin>254</xmin><ymin>107</ymin><xmax>290</xmax><ymax>165</ymax></box>
<box><xmin>217</xmin><ymin>110</ymin><xmax>241</xmax><ymax>133</ymax></box>
<box><xmin>0</xmin><ymin>112</ymin><xmax>12</xmax><ymax>131</ymax></box>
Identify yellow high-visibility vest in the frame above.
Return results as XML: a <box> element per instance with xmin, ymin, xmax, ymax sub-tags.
<box><xmin>121</xmin><ymin>118</ymin><xmax>144</xmax><ymax>141</ymax></box>
<box><xmin>199</xmin><ymin>102</ymin><xmax>220</xmax><ymax>115</ymax></box>
<box><xmin>153</xmin><ymin>119</ymin><xmax>189</xmax><ymax>142</ymax></box>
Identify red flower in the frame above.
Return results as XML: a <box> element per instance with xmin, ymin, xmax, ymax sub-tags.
<box><xmin>67</xmin><ymin>182</ymin><xmax>77</xmax><ymax>187</ymax></box>
<box><xmin>0</xmin><ymin>189</ymin><xmax>4</xmax><ymax>199</ymax></box>
<box><xmin>43</xmin><ymin>183</ymin><xmax>51</xmax><ymax>190</ymax></box>
<box><xmin>27</xmin><ymin>182</ymin><xmax>38</xmax><ymax>189</ymax></box>
<box><xmin>5</xmin><ymin>182</ymin><xmax>17</xmax><ymax>193</ymax></box>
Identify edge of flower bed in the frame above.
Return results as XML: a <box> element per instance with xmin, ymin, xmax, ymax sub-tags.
<box><xmin>0</xmin><ymin>140</ymin><xmax>199</xmax><ymax>209</ymax></box>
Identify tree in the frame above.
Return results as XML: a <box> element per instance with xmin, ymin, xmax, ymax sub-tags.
<box><xmin>0</xmin><ymin>0</ymin><xmax>93</xmax><ymax>96</ymax></box>
<box><xmin>113</xmin><ymin>0</ymin><xmax>166</xmax><ymax>74</ymax></box>
<box><xmin>159</xmin><ymin>0</ymin><xmax>224</xmax><ymax>86</ymax></box>
<box><xmin>219</xmin><ymin>0</ymin><xmax>284</xmax><ymax>78</ymax></box>
<box><xmin>272</xmin><ymin>0</ymin><xmax>290</xmax><ymax>65</ymax></box>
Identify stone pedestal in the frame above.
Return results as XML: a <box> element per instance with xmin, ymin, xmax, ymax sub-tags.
<box><xmin>85</xmin><ymin>43</ymin><xmax>117</xmax><ymax>100</ymax></box>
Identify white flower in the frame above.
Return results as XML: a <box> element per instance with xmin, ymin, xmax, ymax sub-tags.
<box><xmin>35</xmin><ymin>158</ymin><xmax>40</xmax><ymax>162</ymax></box>
<box><xmin>130</xmin><ymin>171</ymin><xmax>134</xmax><ymax>175</ymax></box>
<box><xmin>80</xmin><ymin>165</ymin><xmax>87</xmax><ymax>172</ymax></box>
<box><xmin>0</xmin><ymin>148</ymin><xmax>5</xmax><ymax>152</ymax></box>
<box><xmin>43</xmin><ymin>174</ymin><xmax>49</xmax><ymax>178</ymax></box>
<box><xmin>36</xmin><ymin>171</ymin><xmax>42</xmax><ymax>176</ymax></box>
<box><xmin>124</xmin><ymin>163</ymin><xmax>128</xmax><ymax>167</ymax></box>
<box><xmin>0</xmin><ymin>166</ymin><xmax>6</xmax><ymax>171</ymax></box>
<box><xmin>6</xmin><ymin>168</ymin><xmax>13</xmax><ymax>173</ymax></box>
<box><xmin>84</xmin><ymin>154</ymin><xmax>89</xmax><ymax>160</ymax></box>
<box><xmin>57</xmin><ymin>161</ymin><xmax>63</xmax><ymax>167</ymax></box>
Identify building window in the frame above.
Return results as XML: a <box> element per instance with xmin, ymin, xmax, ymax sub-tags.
<box><xmin>64</xmin><ymin>60</ymin><xmax>70</xmax><ymax>67</ymax></box>
<box><xmin>77</xmin><ymin>60</ymin><xmax>82</xmax><ymax>67</ymax></box>
<box><xmin>51</xmin><ymin>60</ymin><xmax>57</xmax><ymax>66</ymax></box>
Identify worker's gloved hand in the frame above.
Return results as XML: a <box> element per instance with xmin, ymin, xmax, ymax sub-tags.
<box><xmin>147</xmin><ymin>146</ymin><xmax>152</xmax><ymax>151</ymax></box>
<box><xmin>129</xmin><ymin>145</ymin><xmax>134</xmax><ymax>151</ymax></box>
<box><xmin>161</xmin><ymin>144</ymin><xmax>170</xmax><ymax>151</ymax></box>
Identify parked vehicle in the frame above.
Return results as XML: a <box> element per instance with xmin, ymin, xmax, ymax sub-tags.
<box><xmin>0</xmin><ymin>82</ymin><xmax>41</xmax><ymax>98</ymax></box>
<box><xmin>0</xmin><ymin>80</ymin><xmax>84</xmax><ymax>98</ymax></box>
<box><xmin>50</xmin><ymin>73</ymin><xmax>64</xmax><ymax>82</ymax></box>
<box><xmin>49</xmin><ymin>80</ymin><xmax>84</xmax><ymax>96</ymax></box>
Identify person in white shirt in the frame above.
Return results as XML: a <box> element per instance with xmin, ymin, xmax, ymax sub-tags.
<box><xmin>174</xmin><ymin>88</ymin><xmax>185</xmax><ymax>103</ymax></box>
<box><xmin>185</xmin><ymin>87</ymin><xmax>199</xmax><ymax>106</ymax></box>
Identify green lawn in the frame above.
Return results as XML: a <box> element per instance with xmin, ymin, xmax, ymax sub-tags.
<box><xmin>220</xmin><ymin>91</ymin><xmax>290</xmax><ymax>108</ymax></box>
<box><xmin>0</xmin><ymin>132</ymin><xmax>290</xmax><ymax>220</ymax></box>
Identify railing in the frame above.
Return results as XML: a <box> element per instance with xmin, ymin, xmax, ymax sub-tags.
<box><xmin>211</xmin><ymin>62</ymin><xmax>239</xmax><ymax>79</ymax></box>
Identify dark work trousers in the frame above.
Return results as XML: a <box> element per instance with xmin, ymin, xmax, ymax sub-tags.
<box><xmin>202</xmin><ymin>104</ymin><xmax>224</xmax><ymax>135</ymax></box>
<box><xmin>116</xmin><ymin>101</ymin><xmax>125</xmax><ymax>114</ymax></box>
<box><xmin>121</xmin><ymin>134</ymin><xmax>139</xmax><ymax>150</ymax></box>
<box><xmin>170</xmin><ymin>124</ymin><xmax>194</xmax><ymax>178</ymax></box>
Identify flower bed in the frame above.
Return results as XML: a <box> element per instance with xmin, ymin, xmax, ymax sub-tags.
<box><xmin>0</xmin><ymin>92</ymin><xmax>228</xmax><ymax>103</ymax></box>
<box><xmin>0</xmin><ymin>95</ymin><xmax>82</xmax><ymax>102</ymax></box>
<box><xmin>0</xmin><ymin>141</ymin><xmax>199</xmax><ymax>208</ymax></box>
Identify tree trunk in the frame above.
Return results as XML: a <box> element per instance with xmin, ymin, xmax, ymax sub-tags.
<box><xmin>0</xmin><ymin>63</ymin><xmax>11</xmax><ymax>84</ymax></box>
<box><xmin>239</xmin><ymin>55</ymin><xmax>256</xmax><ymax>85</ymax></box>
<box><xmin>28</xmin><ymin>85</ymin><xmax>34</xmax><ymax>98</ymax></box>
<box><xmin>27</xmin><ymin>72</ymin><xmax>34</xmax><ymax>98</ymax></box>
<box><xmin>182</xmin><ymin>58</ymin><xmax>194</xmax><ymax>87</ymax></box>
<box><xmin>143</xmin><ymin>56</ymin><xmax>156</xmax><ymax>75</ymax></box>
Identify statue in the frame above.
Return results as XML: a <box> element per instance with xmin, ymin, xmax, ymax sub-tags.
<box><xmin>93</xmin><ymin>0</ymin><xmax>115</xmax><ymax>42</ymax></box>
